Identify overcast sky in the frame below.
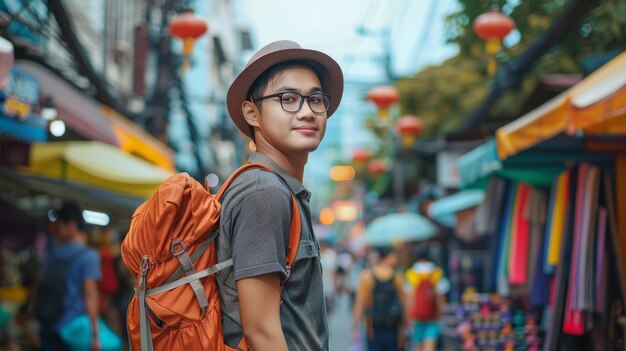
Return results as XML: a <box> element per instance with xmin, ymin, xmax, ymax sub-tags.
<box><xmin>240</xmin><ymin>0</ymin><xmax>460</xmax><ymax>81</ymax></box>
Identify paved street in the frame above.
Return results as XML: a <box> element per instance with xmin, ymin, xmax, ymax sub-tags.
<box><xmin>329</xmin><ymin>293</ymin><xmax>354</xmax><ymax>351</ymax></box>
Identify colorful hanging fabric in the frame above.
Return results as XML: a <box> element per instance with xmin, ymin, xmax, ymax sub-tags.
<box><xmin>563</xmin><ymin>163</ymin><xmax>600</xmax><ymax>335</ymax></box>
<box><xmin>497</xmin><ymin>182</ymin><xmax>518</xmax><ymax>297</ymax></box>
<box><xmin>509</xmin><ymin>183</ymin><xmax>531</xmax><ymax>286</ymax></box>
<box><xmin>595</xmin><ymin>207</ymin><xmax>607</xmax><ymax>313</ymax></box>
<box><xmin>545</xmin><ymin>171</ymin><xmax>570</xmax><ymax>273</ymax></box>
<box><xmin>489</xmin><ymin>180</ymin><xmax>511</xmax><ymax>291</ymax></box>
<box><xmin>530</xmin><ymin>214</ymin><xmax>551</xmax><ymax>307</ymax></box>
<box><xmin>576</xmin><ymin>165</ymin><xmax>599</xmax><ymax>311</ymax></box>
<box><xmin>523</xmin><ymin>188</ymin><xmax>547</xmax><ymax>297</ymax></box>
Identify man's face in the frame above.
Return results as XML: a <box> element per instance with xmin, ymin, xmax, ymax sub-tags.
<box><xmin>56</xmin><ymin>220</ymin><xmax>72</xmax><ymax>241</ymax></box>
<box><xmin>257</xmin><ymin>66</ymin><xmax>328</xmax><ymax>154</ymax></box>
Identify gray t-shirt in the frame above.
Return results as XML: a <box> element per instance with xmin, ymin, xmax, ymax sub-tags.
<box><xmin>216</xmin><ymin>152</ymin><xmax>329</xmax><ymax>351</ymax></box>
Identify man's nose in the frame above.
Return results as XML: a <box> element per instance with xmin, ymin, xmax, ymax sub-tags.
<box><xmin>296</xmin><ymin>99</ymin><xmax>317</xmax><ymax>119</ymax></box>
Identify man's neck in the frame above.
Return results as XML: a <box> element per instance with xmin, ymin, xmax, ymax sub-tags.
<box><xmin>256</xmin><ymin>147</ymin><xmax>308</xmax><ymax>182</ymax></box>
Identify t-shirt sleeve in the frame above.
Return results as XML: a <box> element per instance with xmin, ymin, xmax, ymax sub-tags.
<box><xmin>81</xmin><ymin>249</ymin><xmax>101</xmax><ymax>281</ymax></box>
<box><xmin>229</xmin><ymin>186</ymin><xmax>291</xmax><ymax>281</ymax></box>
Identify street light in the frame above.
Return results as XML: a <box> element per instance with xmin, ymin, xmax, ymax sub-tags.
<box><xmin>473</xmin><ymin>7</ymin><xmax>515</xmax><ymax>76</ymax></box>
<box><xmin>169</xmin><ymin>9</ymin><xmax>208</xmax><ymax>73</ymax></box>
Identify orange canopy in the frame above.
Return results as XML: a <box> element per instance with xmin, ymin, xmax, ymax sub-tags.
<box><xmin>496</xmin><ymin>51</ymin><xmax>626</xmax><ymax>159</ymax></box>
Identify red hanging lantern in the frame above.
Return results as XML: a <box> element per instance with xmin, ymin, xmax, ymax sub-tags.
<box><xmin>473</xmin><ymin>9</ymin><xmax>515</xmax><ymax>40</ymax></box>
<box><xmin>472</xmin><ymin>8</ymin><xmax>515</xmax><ymax>76</ymax></box>
<box><xmin>367</xmin><ymin>159</ymin><xmax>387</xmax><ymax>178</ymax></box>
<box><xmin>367</xmin><ymin>86</ymin><xmax>399</xmax><ymax>121</ymax></box>
<box><xmin>351</xmin><ymin>148</ymin><xmax>371</xmax><ymax>173</ymax></box>
<box><xmin>351</xmin><ymin>149</ymin><xmax>371</xmax><ymax>163</ymax></box>
<box><xmin>169</xmin><ymin>9</ymin><xmax>208</xmax><ymax>71</ymax></box>
<box><xmin>395</xmin><ymin>115</ymin><xmax>423</xmax><ymax>150</ymax></box>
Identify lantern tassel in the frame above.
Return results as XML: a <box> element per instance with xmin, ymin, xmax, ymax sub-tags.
<box><xmin>486</xmin><ymin>39</ymin><xmax>501</xmax><ymax>76</ymax></box>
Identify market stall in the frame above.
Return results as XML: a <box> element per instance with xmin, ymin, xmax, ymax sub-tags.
<box><xmin>439</xmin><ymin>50</ymin><xmax>626</xmax><ymax>351</ymax></box>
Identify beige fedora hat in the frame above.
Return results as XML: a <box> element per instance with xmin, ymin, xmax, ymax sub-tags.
<box><xmin>227</xmin><ymin>40</ymin><xmax>344</xmax><ymax>139</ymax></box>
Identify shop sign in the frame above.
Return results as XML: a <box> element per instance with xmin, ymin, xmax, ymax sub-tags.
<box><xmin>2</xmin><ymin>67</ymin><xmax>38</xmax><ymax>119</ymax></box>
<box><xmin>437</xmin><ymin>150</ymin><xmax>463</xmax><ymax>188</ymax></box>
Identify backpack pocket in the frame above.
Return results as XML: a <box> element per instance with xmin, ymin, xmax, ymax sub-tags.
<box><xmin>127</xmin><ymin>276</ymin><xmax>227</xmax><ymax>351</ymax></box>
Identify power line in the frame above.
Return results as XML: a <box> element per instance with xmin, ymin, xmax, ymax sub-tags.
<box><xmin>409</xmin><ymin>0</ymin><xmax>440</xmax><ymax>75</ymax></box>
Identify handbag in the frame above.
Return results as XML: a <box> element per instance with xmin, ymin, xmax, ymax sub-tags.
<box><xmin>59</xmin><ymin>314</ymin><xmax>122</xmax><ymax>351</ymax></box>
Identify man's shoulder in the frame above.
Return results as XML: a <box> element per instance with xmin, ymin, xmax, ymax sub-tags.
<box><xmin>224</xmin><ymin>167</ymin><xmax>291</xmax><ymax>201</ymax></box>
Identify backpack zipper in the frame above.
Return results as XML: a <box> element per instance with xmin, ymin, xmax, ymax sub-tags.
<box><xmin>144</xmin><ymin>303</ymin><xmax>165</xmax><ymax>328</ymax></box>
<box><xmin>138</xmin><ymin>256</ymin><xmax>165</xmax><ymax>328</ymax></box>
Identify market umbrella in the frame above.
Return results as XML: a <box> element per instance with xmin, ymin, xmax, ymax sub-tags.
<box><xmin>427</xmin><ymin>189</ymin><xmax>485</xmax><ymax>219</ymax></box>
<box><xmin>365</xmin><ymin>212</ymin><xmax>437</xmax><ymax>246</ymax></box>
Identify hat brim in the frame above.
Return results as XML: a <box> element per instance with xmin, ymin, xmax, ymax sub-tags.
<box><xmin>227</xmin><ymin>48</ymin><xmax>344</xmax><ymax>140</ymax></box>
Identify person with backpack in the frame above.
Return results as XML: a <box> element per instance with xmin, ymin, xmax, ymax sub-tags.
<box><xmin>352</xmin><ymin>246</ymin><xmax>405</xmax><ymax>351</ymax></box>
<box><xmin>405</xmin><ymin>247</ymin><xmax>450</xmax><ymax>351</ymax></box>
<box><xmin>121</xmin><ymin>39</ymin><xmax>342</xmax><ymax>351</ymax></box>
<box><xmin>219</xmin><ymin>40</ymin><xmax>343</xmax><ymax>351</ymax></box>
<box><xmin>34</xmin><ymin>202</ymin><xmax>101</xmax><ymax>351</ymax></box>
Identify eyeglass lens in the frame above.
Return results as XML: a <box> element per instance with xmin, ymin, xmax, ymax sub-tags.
<box><xmin>280</xmin><ymin>92</ymin><xmax>330</xmax><ymax>113</ymax></box>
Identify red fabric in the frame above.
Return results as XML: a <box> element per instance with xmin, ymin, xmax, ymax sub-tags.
<box><xmin>563</xmin><ymin>165</ymin><xmax>587</xmax><ymax>335</ymax></box>
<box><xmin>509</xmin><ymin>184</ymin><xmax>530</xmax><ymax>285</ymax></box>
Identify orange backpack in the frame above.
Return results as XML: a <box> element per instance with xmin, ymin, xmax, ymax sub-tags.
<box><xmin>121</xmin><ymin>163</ymin><xmax>301</xmax><ymax>351</ymax></box>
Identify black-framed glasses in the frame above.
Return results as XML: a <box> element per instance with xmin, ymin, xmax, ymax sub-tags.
<box><xmin>254</xmin><ymin>91</ymin><xmax>331</xmax><ymax>114</ymax></box>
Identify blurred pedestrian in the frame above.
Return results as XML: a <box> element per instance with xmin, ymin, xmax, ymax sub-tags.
<box><xmin>336</xmin><ymin>249</ymin><xmax>354</xmax><ymax>295</ymax></box>
<box><xmin>320</xmin><ymin>240</ymin><xmax>338</xmax><ymax>315</ymax></box>
<box><xmin>352</xmin><ymin>246</ymin><xmax>405</xmax><ymax>351</ymax></box>
<box><xmin>217</xmin><ymin>40</ymin><xmax>344</xmax><ymax>351</ymax></box>
<box><xmin>34</xmin><ymin>202</ymin><xmax>101</xmax><ymax>351</ymax></box>
<box><xmin>405</xmin><ymin>247</ymin><xmax>449</xmax><ymax>351</ymax></box>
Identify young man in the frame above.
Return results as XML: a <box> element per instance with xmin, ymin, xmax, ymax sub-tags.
<box><xmin>217</xmin><ymin>40</ymin><xmax>344</xmax><ymax>351</ymax></box>
<box><xmin>35</xmin><ymin>202</ymin><xmax>101</xmax><ymax>351</ymax></box>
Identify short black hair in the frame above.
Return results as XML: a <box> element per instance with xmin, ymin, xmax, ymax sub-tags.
<box><xmin>55</xmin><ymin>201</ymin><xmax>85</xmax><ymax>231</ymax></box>
<box><xmin>247</xmin><ymin>60</ymin><xmax>328</xmax><ymax>140</ymax></box>
<box><xmin>372</xmin><ymin>246</ymin><xmax>394</xmax><ymax>259</ymax></box>
<box><xmin>413</xmin><ymin>246</ymin><xmax>430</xmax><ymax>262</ymax></box>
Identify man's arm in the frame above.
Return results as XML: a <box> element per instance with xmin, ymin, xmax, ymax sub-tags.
<box><xmin>84</xmin><ymin>278</ymin><xmax>100</xmax><ymax>351</ymax></box>
<box><xmin>237</xmin><ymin>272</ymin><xmax>288</xmax><ymax>351</ymax></box>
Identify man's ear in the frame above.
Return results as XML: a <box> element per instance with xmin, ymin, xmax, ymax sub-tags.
<box><xmin>242</xmin><ymin>101</ymin><xmax>260</xmax><ymax>128</ymax></box>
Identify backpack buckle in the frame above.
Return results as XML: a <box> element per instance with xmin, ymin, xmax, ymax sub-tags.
<box><xmin>171</xmin><ymin>239</ymin><xmax>187</xmax><ymax>257</ymax></box>
<box><xmin>140</xmin><ymin>256</ymin><xmax>151</xmax><ymax>275</ymax></box>
<box><xmin>284</xmin><ymin>265</ymin><xmax>292</xmax><ymax>281</ymax></box>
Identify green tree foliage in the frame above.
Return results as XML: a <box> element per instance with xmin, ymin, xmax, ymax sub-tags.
<box><xmin>397</xmin><ymin>0</ymin><xmax>626</xmax><ymax>138</ymax></box>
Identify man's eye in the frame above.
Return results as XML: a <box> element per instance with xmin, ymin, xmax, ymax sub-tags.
<box><xmin>310</xmin><ymin>96</ymin><xmax>321</xmax><ymax>104</ymax></box>
<box><xmin>281</xmin><ymin>94</ymin><xmax>297</xmax><ymax>103</ymax></box>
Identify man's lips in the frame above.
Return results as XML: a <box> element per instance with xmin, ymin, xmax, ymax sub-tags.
<box><xmin>293</xmin><ymin>126</ymin><xmax>318</xmax><ymax>134</ymax></box>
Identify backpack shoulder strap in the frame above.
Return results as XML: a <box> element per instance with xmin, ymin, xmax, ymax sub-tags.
<box><xmin>215</xmin><ymin>162</ymin><xmax>302</xmax><ymax>274</ymax></box>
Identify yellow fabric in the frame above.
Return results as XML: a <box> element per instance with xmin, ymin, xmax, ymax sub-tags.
<box><xmin>23</xmin><ymin>141</ymin><xmax>174</xmax><ymax>198</ymax></box>
<box><xmin>547</xmin><ymin>172</ymin><xmax>569</xmax><ymax>266</ymax></box>
<box><xmin>405</xmin><ymin>266</ymin><xmax>443</xmax><ymax>287</ymax></box>
<box><xmin>496</xmin><ymin>51</ymin><xmax>626</xmax><ymax>160</ymax></box>
<box><xmin>101</xmin><ymin>106</ymin><xmax>175</xmax><ymax>171</ymax></box>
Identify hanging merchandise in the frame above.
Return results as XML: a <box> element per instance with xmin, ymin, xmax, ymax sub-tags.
<box><xmin>495</xmin><ymin>181</ymin><xmax>517</xmax><ymax>297</ymax></box>
<box><xmin>563</xmin><ymin>163</ymin><xmax>601</xmax><ymax>335</ymax></box>
<box><xmin>442</xmin><ymin>293</ymin><xmax>542</xmax><ymax>351</ymax></box>
<box><xmin>544</xmin><ymin>172</ymin><xmax>570</xmax><ymax>274</ymax></box>
<box><xmin>508</xmin><ymin>183</ymin><xmax>531</xmax><ymax>287</ymax></box>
